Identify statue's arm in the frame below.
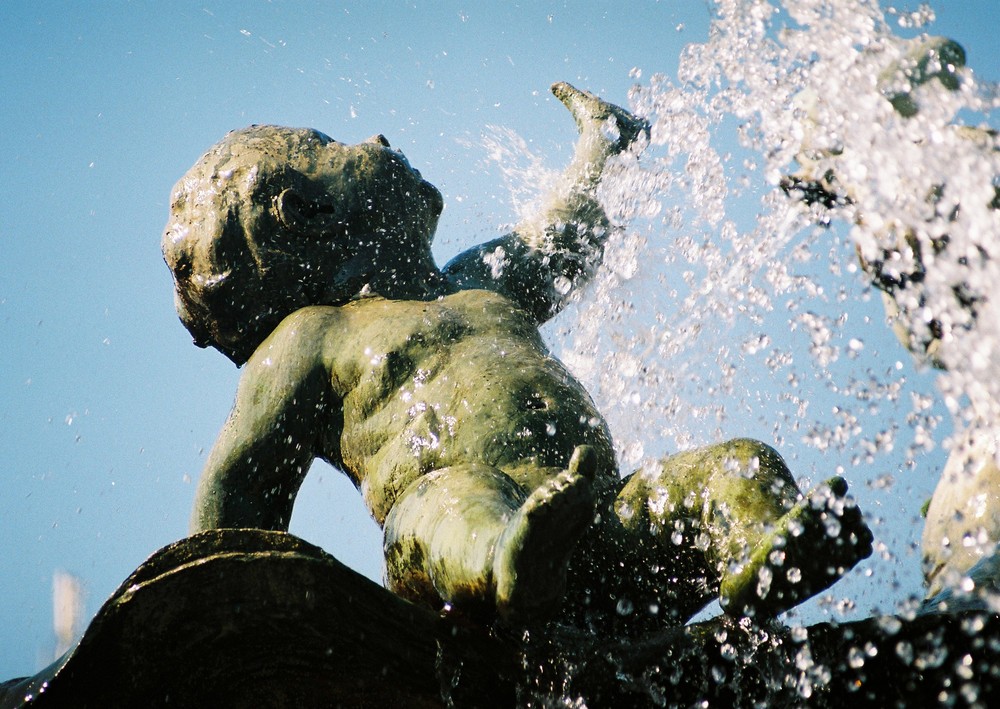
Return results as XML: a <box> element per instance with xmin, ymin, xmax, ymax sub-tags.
<box><xmin>190</xmin><ymin>308</ymin><xmax>336</xmax><ymax>532</ymax></box>
<box><xmin>443</xmin><ymin>83</ymin><xmax>647</xmax><ymax>324</ymax></box>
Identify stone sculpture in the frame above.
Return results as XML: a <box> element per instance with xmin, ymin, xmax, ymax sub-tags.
<box><xmin>161</xmin><ymin>82</ymin><xmax>872</xmax><ymax>628</ymax></box>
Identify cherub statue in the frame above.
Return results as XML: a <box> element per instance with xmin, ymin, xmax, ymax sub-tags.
<box><xmin>162</xmin><ymin>83</ymin><xmax>872</xmax><ymax>628</ymax></box>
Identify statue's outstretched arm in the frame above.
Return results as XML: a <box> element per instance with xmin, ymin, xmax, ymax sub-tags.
<box><xmin>191</xmin><ymin>309</ymin><xmax>333</xmax><ymax>533</ymax></box>
<box><xmin>443</xmin><ymin>82</ymin><xmax>648</xmax><ymax>323</ymax></box>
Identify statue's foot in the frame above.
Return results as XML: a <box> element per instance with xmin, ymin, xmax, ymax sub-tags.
<box><xmin>551</xmin><ymin>81</ymin><xmax>649</xmax><ymax>153</ymax></box>
<box><xmin>720</xmin><ymin>477</ymin><xmax>873</xmax><ymax>619</ymax></box>
<box><xmin>494</xmin><ymin>446</ymin><xmax>597</xmax><ymax>624</ymax></box>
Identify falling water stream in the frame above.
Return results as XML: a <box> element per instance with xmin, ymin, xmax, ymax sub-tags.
<box><xmin>481</xmin><ymin>1</ymin><xmax>999</xmax><ymax>704</ymax></box>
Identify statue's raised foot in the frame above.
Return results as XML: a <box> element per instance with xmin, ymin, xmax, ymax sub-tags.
<box><xmin>495</xmin><ymin>446</ymin><xmax>597</xmax><ymax>624</ymax></box>
<box><xmin>720</xmin><ymin>476</ymin><xmax>873</xmax><ymax>618</ymax></box>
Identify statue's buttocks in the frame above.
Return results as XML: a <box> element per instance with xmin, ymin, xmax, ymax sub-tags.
<box><xmin>333</xmin><ymin>290</ymin><xmax>616</xmax><ymax>523</ymax></box>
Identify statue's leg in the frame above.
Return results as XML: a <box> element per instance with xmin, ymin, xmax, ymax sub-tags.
<box><xmin>383</xmin><ymin>448</ymin><xmax>597</xmax><ymax>624</ymax></box>
<box><xmin>614</xmin><ymin>439</ymin><xmax>873</xmax><ymax>619</ymax></box>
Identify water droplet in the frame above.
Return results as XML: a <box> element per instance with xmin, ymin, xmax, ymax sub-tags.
<box><xmin>623</xmin><ymin>440</ymin><xmax>644</xmax><ymax>464</ymax></box>
<box><xmin>756</xmin><ymin>566</ymin><xmax>773</xmax><ymax>599</ymax></box>
<box><xmin>896</xmin><ymin>640</ymin><xmax>914</xmax><ymax>665</ymax></box>
<box><xmin>847</xmin><ymin>646</ymin><xmax>865</xmax><ymax>669</ymax></box>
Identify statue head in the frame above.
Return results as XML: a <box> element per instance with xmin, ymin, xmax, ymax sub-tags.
<box><xmin>162</xmin><ymin>125</ymin><xmax>444</xmax><ymax>365</ymax></box>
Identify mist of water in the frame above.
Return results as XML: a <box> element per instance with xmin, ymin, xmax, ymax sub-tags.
<box><xmin>487</xmin><ymin>0</ymin><xmax>1000</xmax><ymax>627</ymax></box>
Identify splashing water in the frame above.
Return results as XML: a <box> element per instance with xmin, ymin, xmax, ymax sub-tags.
<box><xmin>486</xmin><ymin>0</ymin><xmax>999</xmax><ymax>631</ymax></box>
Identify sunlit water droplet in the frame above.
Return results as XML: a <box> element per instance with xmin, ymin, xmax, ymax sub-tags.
<box><xmin>476</xmin><ymin>5</ymin><xmax>998</xmax><ymax>669</ymax></box>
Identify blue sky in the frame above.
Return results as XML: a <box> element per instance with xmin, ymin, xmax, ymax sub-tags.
<box><xmin>1</xmin><ymin>1</ymin><xmax>998</xmax><ymax>679</ymax></box>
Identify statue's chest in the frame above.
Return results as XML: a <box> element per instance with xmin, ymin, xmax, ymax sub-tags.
<box><xmin>344</xmin><ymin>301</ymin><xmax>469</xmax><ymax>400</ymax></box>
<box><xmin>333</xmin><ymin>298</ymin><xmax>503</xmax><ymax>489</ymax></box>
<box><xmin>341</xmin><ymin>293</ymin><xmax>537</xmax><ymax>393</ymax></box>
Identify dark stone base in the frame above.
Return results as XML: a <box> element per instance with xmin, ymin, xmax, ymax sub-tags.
<box><xmin>2</xmin><ymin>530</ymin><xmax>997</xmax><ymax>707</ymax></box>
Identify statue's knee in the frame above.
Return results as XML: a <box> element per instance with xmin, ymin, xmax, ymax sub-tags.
<box><xmin>720</xmin><ymin>437</ymin><xmax>777</xmax><ymax>463</ymax></box>
<box><xmin>717</xmin><ymin>438</ymin><xmax>792</xmax><ymax>481</ymax></box>
<box><xmin>383</xmin><ymin>464</ymin><xmax>525</xmax><ymax>610</ymax></box>
<box><xmin>383</xmin><ymin>474</ymin><xmax>450</xmax><ymax>607</ymax></box>
<box><xmin>383</xmin><ymin>528</ymin><xmax>440</xmax><ymax>608</ymax></box>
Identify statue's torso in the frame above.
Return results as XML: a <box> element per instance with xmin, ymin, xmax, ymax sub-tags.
<box><xmin>325</xmin><ymin>290</ymin><xmax>616</xmax><ymax>523</ymax></box>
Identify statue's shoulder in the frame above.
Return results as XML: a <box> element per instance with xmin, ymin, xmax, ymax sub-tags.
<box><xmin>339</xmin><ymin>290</ymin><xmax>521</xmax><ymax>318</ymax></box>
<box><xmin>273</xmin><ymin>304</ymin><xmax>345</xmax><ymax>332</ymax></box>
<box><xmin>247</xmin><ymin>305</ymin><xmax>346</xmax><ymax>369</ymax></box>
<box><xmin>442</xmin><ymin>286</ymin><xmax>526</xmax><ymax>313</ymax></box>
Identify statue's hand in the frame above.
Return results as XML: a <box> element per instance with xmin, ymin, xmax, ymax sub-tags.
<box><xmin>444</xmin><ymin>83</ymin><xmax>645</xmax><ymax>323</ymax></box>
<box><xmin>551</xmin><ymin>81</ymin><xmax>649</xmax><ymax>156</ymax></box>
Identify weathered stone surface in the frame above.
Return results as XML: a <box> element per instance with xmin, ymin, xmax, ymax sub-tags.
<box><xmin>2</xmin><ymin>530</ymin><xmax>997</xmax><ymax>708</ymax></box>
<box><xmin>0</xmin><ymin>531</ymin><xmax>513</xmax><ymax>708</ymax></box>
